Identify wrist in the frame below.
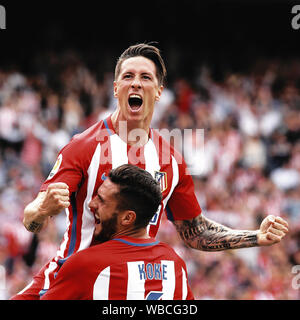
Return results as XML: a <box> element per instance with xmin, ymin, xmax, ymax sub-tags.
<box><xmin>255</xmin><ymin>230</ymin><xmax>263</xmax><ymax>246</ymax></box>
<box><xmin>23</xmin><ymin>196</ymin><xmax>48</xmax><ymax>232</ymax></box>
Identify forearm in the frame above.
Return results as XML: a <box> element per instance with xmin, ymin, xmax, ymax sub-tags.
<box><xmin>23</xmin><ymin>183</ymin><xmax>70</xmax><ymax>233</ymax></box>
<box><xmin>23</xmin><ymin>192</ymin><xmax>48</xmax><ymax>233</ymax></box>
<box><xmin>173</xmin><ymin>214</ymin><xmax>258</xmax><ymax>251</ymax></box>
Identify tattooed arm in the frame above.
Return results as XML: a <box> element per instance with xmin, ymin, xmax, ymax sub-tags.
<box><xmin>23</xmin><ymin>183</ymin><xmax>70</xmax><ymax>233</ymax></box>
<box><xmin>173</xmin><ymin>214</ymin><xmax>289</xmax><ymax>251</ymax></box>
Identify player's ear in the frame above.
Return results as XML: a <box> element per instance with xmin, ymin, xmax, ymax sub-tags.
<box><xmin>155</xmin><ymin>85</ymin><xmax>164</xmax><ymax>101</ymax></box>
<box><xmin>113</xmin><ymin>81</ymin><xmax>118</xmax><ymax>98</ymax></box>
<box><xmin>120</xmin><ymin>210</ymin><xmax>136</xmax><ymax>226</ymax></box>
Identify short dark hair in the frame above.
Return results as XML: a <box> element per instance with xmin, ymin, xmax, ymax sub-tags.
<box><xmin>115</xmin><ymin>43</ymin><xmax>167</xmax><ymax>86</ymax></box>
<box><xmin>108</xmin><ymin>164</ymin><xmax>162</xmax><ymax>229</ymax></box>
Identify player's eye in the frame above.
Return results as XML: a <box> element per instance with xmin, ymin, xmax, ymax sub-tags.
<box><xmin>97</xmin><ymin>195</ymin><xmax>104</xmax><ymax>203</ymax></box>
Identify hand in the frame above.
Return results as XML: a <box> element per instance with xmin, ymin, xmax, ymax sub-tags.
<box><xmin>39</xmin><ymin>182</ymin><xmax>70</xmax><ymax>217</ymax></box>
<box><xmin>257</xmin><ymin>215</ymin><xmax>289</xmax><ymax>246</ymax></box>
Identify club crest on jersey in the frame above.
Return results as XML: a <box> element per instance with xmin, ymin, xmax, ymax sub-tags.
<box><xmin>47</xmin><ymin>154</ymin><xmax>62</xmax><ymax>180</ymax></box>
<box><xmin>154</xmin><ymin>171</ymin><xmax>167</xmax><ymax>192</ymax></box>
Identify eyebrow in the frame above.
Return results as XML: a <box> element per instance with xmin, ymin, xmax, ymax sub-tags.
<box><xmin>122</xmin><ymin>70</ymin><xmax>154</xmax><ymax>76</ymax></box>
<box><xmin>141</xmin><ymin>72</ymin><xmax>153</xmax><ymax>77</ymax></box>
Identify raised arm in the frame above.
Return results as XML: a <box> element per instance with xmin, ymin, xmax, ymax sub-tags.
<box><xmin>173</xmin><ymin>213</ymin><xmax>289</xmax><ymax>251</ymax></box>
<box><xmin>23</xmin><ymin>183</ymin><xmax>70</xmax><ymax>233</ymax></box>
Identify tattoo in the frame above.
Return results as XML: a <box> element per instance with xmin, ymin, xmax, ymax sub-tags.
<box><xmin>27</xmin><ymin>221</ymin><xmax>43</xmax><ymax>233</ymax></box>
<box><xmin>173</xmin><ymin>215</ymin><xmax>258</xmax><ymax>251</ymax></box>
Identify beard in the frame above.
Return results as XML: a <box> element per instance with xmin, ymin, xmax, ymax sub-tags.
<box><xmin>93</xmin><ymin>212</ymin><xmax>118</xmax><ymax>244</ymax></box>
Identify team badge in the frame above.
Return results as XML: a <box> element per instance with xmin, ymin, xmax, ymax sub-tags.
<box><xmin>47</xmin><ymin>154</ymin><xmax>62</xmax><ymax>180</ymax></box>
<box><xmin>154</xmin><ymin>171</ymin><xmax>167</xmax><ymax>192</ymax></box>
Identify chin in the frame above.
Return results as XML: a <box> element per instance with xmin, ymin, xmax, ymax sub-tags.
<box><xmin>125</xmin><ymin>107</ymin><xmax>144</xmax><ymax>120</ymax></box>
<box><xmin>94</xmin><ymin>223</ymin><xmax>102</xmax><ymax>235</ymax></box>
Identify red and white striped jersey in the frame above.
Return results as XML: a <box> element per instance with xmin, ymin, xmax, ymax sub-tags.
<box><xmin>41</xmin><ymin>236</ymin><xmax>194</xmax><ymax>300</ymax></box>
<box><xmin>38</xmin><ymin>115</ymin><xmax>201</xmax><ymax>295</ymax></box>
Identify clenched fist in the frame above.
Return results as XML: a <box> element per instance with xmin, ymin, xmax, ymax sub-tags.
<box><xmin>257</xmin><ymin>215</ymin><xmax>289</xmax><ymax>246</ymax></box>
<box><xmin>39</xmin><ymin>182</ymin><xmax>70</xmax><ymax>218</ymax></box>
<box><xmin>23</xmin><ymin>182</ymin><xmax>70</xmax><ymax>233</ymax></box>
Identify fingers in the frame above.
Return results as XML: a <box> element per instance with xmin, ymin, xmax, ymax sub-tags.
<box><xmin>48</xmin><ymin>182</ymin><xmax>69</xmax><ymax>188</ymax></box>
<box><xmin>260</xmin><ymin>215</ymin><xmax>276</xmax><ymax>232</ymax></box>
<box><xmin>267</xmin><ymin>226</ymin><xmax>286</xmax><ymax>238</ymax></box>
<box><xmin>270</xmin><ymin>221</ymin><xmax>289</xmax><ymax>234</ymax></box>
<box><xmin>266</xmin><ymin>217</ymin><xmax>289</xmax><ymax>243</ymax></box>
<box><xmin>275</xmin><ymin>216</ymin><xmax>289</xmax><ymax>229</ymax></box>
<box><xmin>47</xmin><ymin>183</ymin><xmax>69</xmax><ymax>196</ymax></box>
<box><xmin>42</xmin><ymin>182</ymin><xmax>71</xmax><ymax>214</ymax></box>
<box><xmin>258</xmin><ymin>214</ymin><xmax>289</xmax><ymax>246</ymax></box>
<box><xmin>47</xmin><ymin>182</ymin><xmax>69</xmax><ymax>192</ymax></box>
<box><xmin>268</xmin><ymin>216</ymin><xmax>289</xmax><ymax>235</ymax></box>
<box><xmin>58</xmin><ymin>200</ymin><xmax>71</xmax><ymax>208</ymax></box>
<box><xmin>266</xmin><ymin>231</ymin><xmax>282</xmax><ymax>243</ymax></box>
<box><xmin>268</xmin><ymin>215</ymin><xmax>275</xmax><ymax>223</ymax></box>
<box><xmin>263</xmin><ymin>215</ymin><xmax>289</xmax><ymax>232</ymax></box>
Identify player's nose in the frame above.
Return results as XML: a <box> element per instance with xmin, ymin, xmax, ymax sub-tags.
<box><xmin>88</xmin><ymin>196</ymin><xmax>97</xmax><ymax>210</ymax></box>
<box><xmin>131</xmin><ymin>77</ymin><xmax>142</xmax><ymax>89</ymax></box>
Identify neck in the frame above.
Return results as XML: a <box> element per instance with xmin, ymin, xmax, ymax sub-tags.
<box><xmin>111</xmin><ymin>110</ymin><xmax>150</xmax><ymax>146</ymax></box>
<box><xmin>113</xmin><ymin>227</ymin><xmax>150</xmax><ymax>240</ymax></box>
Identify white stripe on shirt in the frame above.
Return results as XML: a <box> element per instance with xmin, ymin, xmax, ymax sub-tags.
<box><xmin>55</xmin><ymin>207</ymin><xmax>71</xmax><ymax>260</ymax></box>
<box><xmin>43</xmin><ymin>261</ymin><xmax>59</xmax><ymax>290</ymax></box>
<box><xmin>182</xmin><ymin>267</ymin><xmax>188</xmax><ymax>300</ymax></box>
<box><xmin>79</xmin><ymin>143</ymin><xmax>101</xmax><ymax>251</ymax></box>
<box><xmin>110</xmin><ymin>134</ymin><xmax>128</xmax><ymax>169</ymax></box>
<box><xmin>126</xmin><ymin>261</ymin><xmax>146</xmax><ymax>300</ymax></box>
<box><xmin>161</xmin><ymin>260</ymin><xmax>175</xmax><ymax>300</ymax></box>
<box><xmin>93</xmin><ymin>266</ymin><xmax>110</xmax><ymax>300</ymax></box>
<box><xmin>144</xmin><ymin>139</ymin><xmax>161</xmax><ymax>177</ymax></box>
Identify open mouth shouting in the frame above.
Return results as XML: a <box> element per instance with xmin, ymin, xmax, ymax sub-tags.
<box><xmin>95</xmin><ymin>216</ymin><xmax>100</xmax><ymax>225</ymax></box>
<box><xmin>128</xmin><ymin>94</ymin><xmax>143</xmax><ymax>112</ymax></box>
<box><xmin>94</xmin><ymin>212</ymin><xmax>102</xmax><ymax>237</ymax></box>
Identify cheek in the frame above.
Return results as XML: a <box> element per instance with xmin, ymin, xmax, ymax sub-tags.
<box><xmin>144</xmin><ymin>90</ymin><xmax>157</xmax><ymax>107</ymax></box>
<box><xmin>116</xmin><ymin>83</ymin><xmax>129</xmax><ymax>96</ymax></box>
<box><xmin>145</xmin><ymin>85</ymin><xmax>159</xmax><ymax>98</ymax></box>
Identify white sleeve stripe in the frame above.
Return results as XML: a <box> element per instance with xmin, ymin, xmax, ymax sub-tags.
<box><xmin>162</xmin><ymin>155</ymin><xmax>179</xmax><ymax>207</ymax></box>
<box><xmin>16</xmin><ymin>280</ymin><xmax>34</xmax><ymax>295</ymax></box>
<box><xmin>182</xmin><ymin>267</ymin><xmax>188</xmax><ymax>300</ymax></box>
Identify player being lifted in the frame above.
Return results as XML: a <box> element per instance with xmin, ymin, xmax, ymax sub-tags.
<box><xmin>11</xmin><ymin>43</ymin><xmax>289</xmax><ymax>300</ymax></box>
<box><xmin>41</xmin><ymin>164</ymin><xmax>194</xmax><ymax>300</ymax></box>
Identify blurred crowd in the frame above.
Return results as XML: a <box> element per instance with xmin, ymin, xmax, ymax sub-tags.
<box><xmin>0</xmin><ymin>50</ymin><xmax>299</xmax><ymax>299</ymax></box>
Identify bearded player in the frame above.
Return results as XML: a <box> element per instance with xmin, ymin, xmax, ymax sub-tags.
<box><xmin>11</xmin><ymin>43</ymin><xmax>289</xmax><ymax>300</ymax></box>
<box><xmin>41</xmin><ymin>164</ymin><xmax>194</xmax><ymax>300</ymax></box>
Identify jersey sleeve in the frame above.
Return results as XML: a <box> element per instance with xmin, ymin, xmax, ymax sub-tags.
<box><xmin>166</xmin><ymin>158</ymin><xmax>201</xmax><ymax>222</ymax></box>
<box><xmin>40</xmin><ymin>135</ymin><xmax>88</xmax><ymax>193</ymax></box>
